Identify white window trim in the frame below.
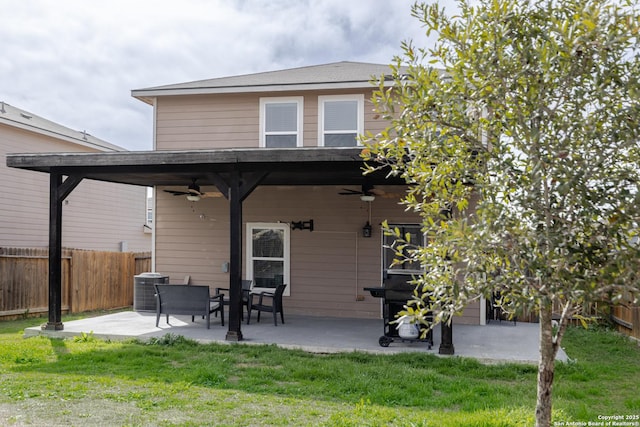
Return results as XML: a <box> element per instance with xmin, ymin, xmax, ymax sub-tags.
<box><xmin>245</xmin><ymin>222</ymin><xmax>291</xmax><ymax>296</ymax></box>
<box><xmin>317</xmin><ymin>94</ymin><xmax>364</xmax><ymax>147</ymax></box>
<box><xmin>259</xmin><ymin>96</ymin><xmax>304</xmax><ymax>148</ymax></box>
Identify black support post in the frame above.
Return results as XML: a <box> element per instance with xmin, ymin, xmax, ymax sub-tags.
<box><xmin>44</xmin><ymin>173</ymin><xmax>83</xmax><ymax>330</ymax></box>
<box><xmin>225</xmin><ymin>171</ymin><xmax>243</xmax><ymax>341</ymax></box>
<box><xmin>44</xmin><ymin>173</ymin><xmax>64</xmax><ymax>330</ymax></box>
<box><xmin>216</xmin><ymin>169</ymin><xmax>268</xmax><ymax>342</ymax></box>
<box><xmin>439</xmin><ymin>320</ymin><xmax>455</xmax><ymax>355</ymax></box>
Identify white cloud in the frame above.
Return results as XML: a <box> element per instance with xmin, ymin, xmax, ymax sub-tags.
<box><xmin>0</xmin><ymin>0</ymin><xmax>439</xmax><ymax>150</ymax></box>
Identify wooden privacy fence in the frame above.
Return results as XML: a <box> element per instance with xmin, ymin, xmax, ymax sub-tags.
<box><xmin>612</xmin><ymin>303</ymin><xmax>640</xmax><ymax>341</ymax></box>
<box><xmin>0</xmin><ymin>247</ymin><xmax>151</xmax><ymax>320</ymax></box>
<box><xmin>524</xmin><ymin>300</ymin><xmax>639</xmax><ymax>341</ymax></box>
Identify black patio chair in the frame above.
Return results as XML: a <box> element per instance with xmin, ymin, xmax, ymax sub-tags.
<box><xmin>246</xmin><ymin>284</ymin><xmax>286</xmax><ymax>326</ymax></box>
<box><xmin>215</xmin><ymin>280</ymin><xmax>252</xmax><ymax>320</ymax></box>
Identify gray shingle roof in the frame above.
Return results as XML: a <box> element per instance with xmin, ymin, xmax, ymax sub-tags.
<box><xmin>132</xmin><ymin>61</ymin><xmax>400</xmax><ymax>101</ymax></box>
<box><xmin>0</xmin><ymin>101</ymin><xmax>124</xmax><ymax>152</ymax></box>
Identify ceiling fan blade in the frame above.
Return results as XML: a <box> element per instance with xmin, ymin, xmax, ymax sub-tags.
<box><xmin>379</xmin><ymin>192</ymin><xmax>405</xmax><ymax>199</ymax></box>
<box><xmin>164</xmin><ymin>190</ymin><xmax>189</xmax><ymax>196</ymax></box>
<box><xmin>187</xmin><ymin>180</ymin><xmax>202</xmax><ymax>195</ymax></box>
<box><xmin>339</xmin><ymin>188</ymin><xmax>362</xmax><ymax>195</ymax></box>
<box><xmin>201</xmin><ymin>191</ymin><xmax>224</xmax><ymax>198</ymax></box>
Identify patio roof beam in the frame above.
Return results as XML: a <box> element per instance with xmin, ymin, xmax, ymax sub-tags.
<box><xmin>6</xmin><ymin>148</ymin><xmax>408</xmax><ymax>190</ymax></box>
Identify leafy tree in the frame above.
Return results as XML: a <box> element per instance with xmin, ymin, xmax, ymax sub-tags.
<box><xmin>363</xmin><ymin>0</ymin><xmax>640</xmax><ymax>425</ymax></box>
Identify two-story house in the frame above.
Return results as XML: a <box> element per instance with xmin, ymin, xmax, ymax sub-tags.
<box><xmin>7</xmin><ymin>62</ymin><xmax>480</xmax><ymax>340</ymax></box>
<box><xmin>131</xmin><ymin>61</ymin><xmax>480</xmax><ymax>323</ymax></box>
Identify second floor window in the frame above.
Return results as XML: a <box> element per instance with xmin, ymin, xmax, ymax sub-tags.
<box><xmin>260</xmin><ymin>97</ymin><xmax>303</xmax><ymax>148</ymax></box>
<box><xmin>318</xmin><ymin>94</ymin><xmax>364</xmax><ymax>147</ymax></box>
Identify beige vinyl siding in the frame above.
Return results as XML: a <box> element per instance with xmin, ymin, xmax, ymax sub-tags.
<box><xmin>1</xmin><ymin>124</ymin><xmax>150</xmax><ymax>252</ymax></box>
<box><xmin>456</xmin><ymin>301</ymin><xmax>481</xmax><ymax>325</ymax></box>
<box><xmin>61</xmin><ymin>179</ymin><xmax>149</xmax><ymax>252</ymax></box>
<box><xmin>155</xmin><ymin>186</ymin><xmax>406</xmax><ymax>319</ymax></box>
<box><xmin>289</xmin><ymin>231</ymin><xmax>381</xmax><ymax>318</ymax></box>
<box><xmin>154</xmin><ymin>185</ymin><xmax>231</xmax><ymax>284</ymax></box>
<box><xmin>155</xmin><ymin>94</ymin><xmax>259</xmax><ymax>149</ymax></box>
<box><xmin>155</xmin><ymin>185</ymin><xmax>481</xmax><ymax>323</ymax></box>
<box><xmin>155</xmin><ymin>89</ymin><xmax>388</xmax><ymax>150</ymax></box>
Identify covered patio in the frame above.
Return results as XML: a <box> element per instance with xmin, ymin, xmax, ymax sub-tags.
<box><xmin>8</xmin><ymin>148</ymin><xmax>438</xmax><ymax>342</ymax></box>
<box><xmin>23</xmin><ymin>311</ymin><xmax>567</xmax><ymax>364</ymax></box>
<box><xmin>8</xmin><ymin>147</ymin><xmax>527</xmax><ymax>358</ymax></box>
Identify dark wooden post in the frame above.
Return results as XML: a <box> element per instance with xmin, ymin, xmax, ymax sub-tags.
<box><xmin>225</xmin><ymin>171</ymin><xmax>243</xmax><ymax>342</ymax></box>
<box><xmin>44</xmin><ymin>172</ymin><xmax>83</xmax><ymax>330</ymax></box>
<box><xmin>44</xmin><ymin>172</ymin><xmax>64</xmax><ymax>330</ymax></box>
<box><xmin>439</xmin><ymin>320</ymin><xmax>455</xmax><ymax>355</ymax></box>
<box><xmin>209</xmin><ymin>169</ymin><xmax>267</xmax><ymax>342</ymax></box>
<box><xmin>211</xmin><ymin>169</ymin><xmax>267</xmax><ymax>342</ymax></box>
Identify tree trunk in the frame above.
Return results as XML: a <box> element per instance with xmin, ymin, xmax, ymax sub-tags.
<box><xmin>535</xmin><ymin>304</ymin><xmax>557</xmax><ymax>427</ymax></box>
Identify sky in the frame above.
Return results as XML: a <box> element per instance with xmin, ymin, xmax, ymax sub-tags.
<box><xmin>0</xmin><ymin>0</ymin><xmax>450</xmax><ymax>151</ymax></box>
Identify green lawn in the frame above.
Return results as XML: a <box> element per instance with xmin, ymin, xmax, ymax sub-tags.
<box><xmin>0</xmin><ymin>314</ymin><xmax>638</xmax><ymax>426</ymax></box>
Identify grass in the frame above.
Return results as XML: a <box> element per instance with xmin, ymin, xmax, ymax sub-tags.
<box><xmin>0</xmin><ymin>314</ymin><xmax>638</xmax><ymax>426</ymax></box>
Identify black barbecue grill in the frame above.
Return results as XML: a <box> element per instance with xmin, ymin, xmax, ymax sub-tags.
<box><xmin>365</xmin><ymin>278</ymin><xmax>433</xmax><ymax>349</ymax></box>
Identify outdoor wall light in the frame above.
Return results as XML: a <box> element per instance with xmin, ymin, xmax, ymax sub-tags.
<box><xmin>291</xmin><ymin>220</ymin><xmax>314</xmax><ymax>232</ymax></box>
<box><xmin>362</xmin><ymin>221</ymin><xmax>372</xmax><ymax>238</ymax></box>
<box><xmin>362</xmin><ymin>197</ymin><xmax>373</xmax><ymax>237</ymax></box>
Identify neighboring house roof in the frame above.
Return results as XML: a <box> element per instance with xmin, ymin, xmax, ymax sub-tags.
<box><xmin>132</xmin><ymin>61</ymin><xmax>401</xmax><ymax>104</ymax></box>
<box><xmin>0</xmin><ymin>101</ymin><xmax>124</xmax><ymax>152</ymax></box>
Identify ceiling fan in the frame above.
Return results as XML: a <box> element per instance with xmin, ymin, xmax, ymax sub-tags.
<box><xmin>163</xmin><ymin>178</ymin><xmax>222</xmax><ymax>201</ymax></box>
<box><xmin>339</xmin><ymin>183</ymin><xmax>397</xmax><ymax>201</ymax></box>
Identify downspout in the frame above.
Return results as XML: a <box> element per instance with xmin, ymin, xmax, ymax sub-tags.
<box><xmin>151</xmin><ymin>97</ymin><xmax>158</xmax><ymax>272</ymax></box>
<box><xmin>151</xmin><ymin>186</ymin><xmax>157</xmax><ymax>272</ymax></box>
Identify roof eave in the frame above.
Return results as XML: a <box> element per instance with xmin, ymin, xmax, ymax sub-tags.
<box><xmin>0</xmin><ymin>117</ymin><xmax>123</xmax><ymax>152</ymax></box>
<box><xmin>131</xmin><ymin>80</ymin><xmax>396</xmax><ymax>101</ymax></box>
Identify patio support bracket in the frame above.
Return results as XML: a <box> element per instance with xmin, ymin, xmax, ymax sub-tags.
<box><xmin>206</xmin><ymin>170</ymin><xmax>268</xmax><ymax>202</ymax></box>
<box><xmin>44</xmin><ymin>172</ymin><xmax>84</xmax><ymax>331</ymax></box>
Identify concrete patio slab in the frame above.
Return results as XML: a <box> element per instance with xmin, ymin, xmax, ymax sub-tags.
<box><xmin>24</xmin><ymin>311</ymin><xmax>567</xmax><ymax>364</ymax></box>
